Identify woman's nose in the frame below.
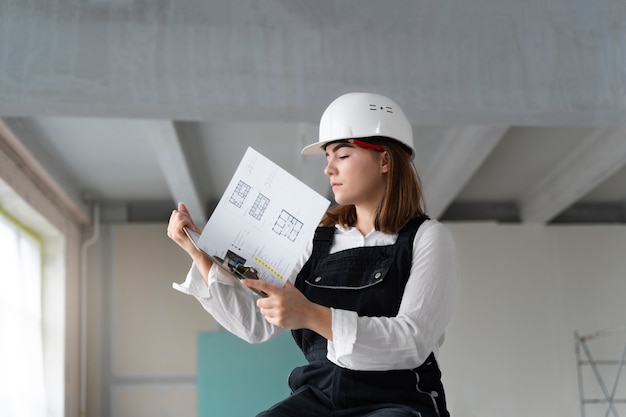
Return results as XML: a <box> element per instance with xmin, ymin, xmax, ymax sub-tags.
<box><xmin>324</xmin><ymin>161</ymin><xmax>335</xmax><ymax>177</ymax></box>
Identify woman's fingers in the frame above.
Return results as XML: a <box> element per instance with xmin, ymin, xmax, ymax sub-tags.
<box><xmin>175</xmin><ymin>202</ymin><xmax>202</xmax><ymax>234</ymax></box>
<box><xmin>244</xmin><ymin>279</ymin><xmax>311</xmax><ymax>329</ymax></box>
<box><xmin>166</xmin><ymin>207</ymin><xmax>201</xmax><ymax>256</ymax></box>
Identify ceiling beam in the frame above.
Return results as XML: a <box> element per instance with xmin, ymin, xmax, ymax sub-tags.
<box><xmin>520</xmin><ymin>128</ymin><xmax>626</xmax><ymax>224</ymax></box>
<box><xmin>146</xmin><ymin>120</ymin><xmax>207</xmax><ymax>227</ymax></box>
<box><xmin>422</xmin><ymin>126</ymin><xmax>509</xmax><ymax>219</ymax></box>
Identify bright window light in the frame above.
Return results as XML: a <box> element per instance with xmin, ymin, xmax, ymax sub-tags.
<box><xmin>0</xmin><ymin>212</ymin><xmax>47</xmax><ymax>416</ymax></box>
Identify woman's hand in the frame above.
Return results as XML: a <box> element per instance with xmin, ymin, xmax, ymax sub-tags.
<box><xmin>242</xmin><ymin>280</ymin><xmax>333</xmax><ymax>340</ymax></box>
<box><xmin>167</xmin><ymin>203</ymin><xmax>201</xmax><ymax>254</ymax></box>
<box><xmin>167</xmin><ymin>202</ymin><xmax>213</xmax><ymax>280</ymax></box>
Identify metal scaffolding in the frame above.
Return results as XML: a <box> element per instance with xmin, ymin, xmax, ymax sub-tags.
<box><xmin>576</xmin><ymin>325</ymin><xmax>626</xmax><ymax>417</ymax></box>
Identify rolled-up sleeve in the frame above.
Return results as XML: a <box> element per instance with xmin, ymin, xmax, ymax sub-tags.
<box><xmin>173</xmin><ymin>263</ymin><xmax>285</xmax><ymax>343</ymax></box>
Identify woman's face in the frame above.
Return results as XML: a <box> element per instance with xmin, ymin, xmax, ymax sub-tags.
<box><xmin>324</xmin><ymin>142</ymin><xmax>388</xmax><ymax>207</ymax></box>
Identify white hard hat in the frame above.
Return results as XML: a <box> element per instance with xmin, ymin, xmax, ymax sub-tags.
<box><xmin>301</xmin><ymin>92</ymin><xmax>414</xmax><ymax>158</ymax></box>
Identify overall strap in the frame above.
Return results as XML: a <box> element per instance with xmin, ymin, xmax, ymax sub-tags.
<box><xmin>311</xmin><ymin>226</ymin><xmax>336</xmax><ymax>257</ymax></box>
<box><xmin>396</xmin><ymin>216</ymin><xmax>429</xmax><ymax>245</ymax></box>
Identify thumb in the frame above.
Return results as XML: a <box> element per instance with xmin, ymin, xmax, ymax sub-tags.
<box><xmin>178</xmin><ymin>202</ymin><xmax>190</xmax><ymax>215</ymax></box>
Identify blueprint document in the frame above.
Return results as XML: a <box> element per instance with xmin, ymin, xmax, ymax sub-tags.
<box><xmin>196</xmin><ymin>147</ymin><xmax>330</xmax><ymax>287</ymax></box>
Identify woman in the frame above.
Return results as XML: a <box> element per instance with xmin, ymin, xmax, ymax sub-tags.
<box><xmin>168</xmin><ymin>92</ymin><xmax>458</xmax><ymax>417</ymax></box>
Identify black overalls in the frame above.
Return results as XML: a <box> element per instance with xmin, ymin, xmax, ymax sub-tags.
<box><xmin>257</xmin><ymin>217</ymin><xmax>449</xmax><ymax>417</ymax></box>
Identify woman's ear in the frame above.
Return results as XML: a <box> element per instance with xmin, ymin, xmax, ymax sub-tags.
<box><xmin>380</xmin><ymin>151</ymin><xmax>390</xmax><ymax>174</ymax></box>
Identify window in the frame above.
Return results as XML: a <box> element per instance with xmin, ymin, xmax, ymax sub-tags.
<box><xmin>0</xmin><ymin>211</ymin><xmax>47</xmax><ymax>416</ymax></box>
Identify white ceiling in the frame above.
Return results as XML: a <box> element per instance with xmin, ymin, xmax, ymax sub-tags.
<box><xmin>1</xmin><ymin>0</ymin><xmax>625</xmax><ymax>226</ymax></box>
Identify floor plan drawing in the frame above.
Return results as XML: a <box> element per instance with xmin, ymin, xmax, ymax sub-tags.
<box><xmin>229</xmin><ymin>180</ymin><xmax>251</xmax><ymax>208</ymax></box>
<box><xmin>272</xmin><ymin>210</ymin><xmax>303</xmax><ymax>242</ymax></box>
<box><xmin>249</xmin><ymin>193</ymin><xmax>270</xmax><ymax>221</ymax></box>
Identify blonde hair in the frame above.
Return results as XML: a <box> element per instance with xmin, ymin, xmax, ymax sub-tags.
<box><xmin>320</xmin><ymin>138</ymin><xmax>427</xmax><ymax>234</ymax></box>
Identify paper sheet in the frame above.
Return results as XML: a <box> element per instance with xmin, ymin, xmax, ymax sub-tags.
<box><xmin>195</xmin><ymin>147</ymin><xmax>330</xmax><ymax>287</ymax></box>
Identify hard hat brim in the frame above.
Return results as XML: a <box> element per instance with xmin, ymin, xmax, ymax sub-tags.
<box><xmin>300</xmin><ymin>139</ymin><xmax>338</xmax><ymax>156</ymax></box>
<box><xmin>301</xmin><ymin>136</ymin><xmax>415</xmax><ymax>159</ymax></box>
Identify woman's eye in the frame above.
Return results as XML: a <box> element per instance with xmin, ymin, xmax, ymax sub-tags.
<box><xmin>338</xmin><ymin>154</ymin><xmax>349</xmax><ymax>160</ymax></box>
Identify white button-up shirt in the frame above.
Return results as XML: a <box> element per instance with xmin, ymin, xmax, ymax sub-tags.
<box><xmin>173</xmin><ymin>219</ymin><xmax>458</xmax><ymax>371</ymax></box>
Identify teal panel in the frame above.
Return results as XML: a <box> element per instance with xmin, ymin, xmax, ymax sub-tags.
<box><xmin>197</xmin><ymin>331</ymin><xmax>306</xmax><ymax>417</ymax></box>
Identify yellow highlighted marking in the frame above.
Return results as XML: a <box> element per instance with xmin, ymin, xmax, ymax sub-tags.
<box><xmin>254</xmin><ymin>257</ymin><xmax>284</xmax><ymax>280</ymax></box>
